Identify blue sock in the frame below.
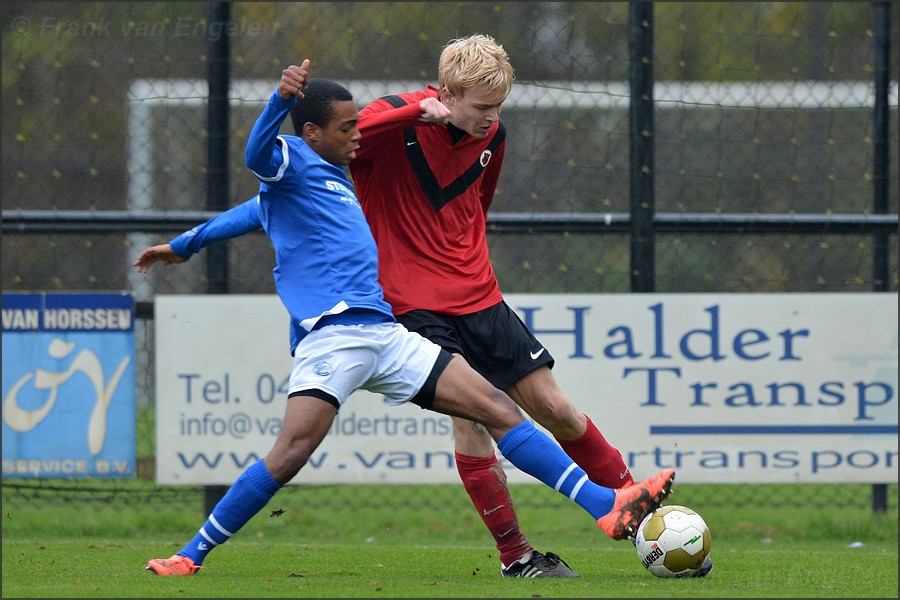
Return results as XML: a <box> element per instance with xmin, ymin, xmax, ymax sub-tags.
<box><xmin>497</xmin><ymin>421</ymin><xmax>615</xmax><ymax>520</ymax></box>
<box><xmin>178</xmin><ymin>459</ymin><xmax>281</xmax><ymax>565</ymax></box>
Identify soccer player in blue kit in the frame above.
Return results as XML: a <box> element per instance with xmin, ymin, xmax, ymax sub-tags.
<box><xmin>140</xmin><ymin>60</ymin><xmax>676</xmax><ymax>577</ymax></box>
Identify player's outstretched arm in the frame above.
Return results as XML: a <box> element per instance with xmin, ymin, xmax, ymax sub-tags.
<box><xmin>133</xmin><ymin>244</ymin><xmax>185</xmax><ymax>273</ymax></box>
<box><xmin>132</xmin><ymin>196</ymin><xmax>263</xmax><ymax>276</ymax></box>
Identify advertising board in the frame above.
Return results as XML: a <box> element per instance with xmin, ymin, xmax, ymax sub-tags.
<box><xmin>153</xmin><ymin>293</ymin><xmax>897</xmax><ymax>485</ymax></box>
<box><xmin>2</xmin><ymin>292</ymin><xmax>136</xmax><ymax>478</ymax></box>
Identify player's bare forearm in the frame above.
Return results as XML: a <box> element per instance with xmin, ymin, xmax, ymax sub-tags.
<box><xmin>133</xmin><ymin>243</ymin><xmax>186</xmax><ymax>274</ymax></box>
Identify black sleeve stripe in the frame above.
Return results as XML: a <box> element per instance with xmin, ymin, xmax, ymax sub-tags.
<box><xmin>380</xmin><ymin>95</ymin><xmax>408</xmax><ymax>109</ymax></box>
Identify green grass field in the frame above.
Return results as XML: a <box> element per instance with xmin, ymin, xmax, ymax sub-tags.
<box><xmin>2</xmin><ymin>482</ymin><xmax>897</xmax><ymax>598</ymax></box>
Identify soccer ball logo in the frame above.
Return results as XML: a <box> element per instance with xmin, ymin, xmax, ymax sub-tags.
<box><xmin>635</xmin><ymin>505</ymin><xmax>711</xmax><ymax>578</ymax></box>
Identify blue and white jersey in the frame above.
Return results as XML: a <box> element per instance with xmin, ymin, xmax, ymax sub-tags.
<box><xmin>246</xmin><ymin>91</ymin><xmax>395</xmax><ymax>353</ymax></box>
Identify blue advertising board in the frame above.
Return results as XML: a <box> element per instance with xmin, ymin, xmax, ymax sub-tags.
<box><xmin>2</xmin><ymin>292</ymin><xmax>136</xmax><ymax>478</ymax></box>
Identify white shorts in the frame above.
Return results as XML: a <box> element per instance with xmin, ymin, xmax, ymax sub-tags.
<box><xmin>287</xmin><ymin>322</ymin><xmax>443</xmax><ymax>407</ymax></box>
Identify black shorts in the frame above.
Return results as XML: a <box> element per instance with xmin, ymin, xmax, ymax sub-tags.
<box><xmin>397</xmin><ymin>301</ymin><xmax>554</xmax><ymax>390</ymax></box>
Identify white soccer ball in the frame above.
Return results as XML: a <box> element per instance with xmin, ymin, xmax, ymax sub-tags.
<box><xmin>635</xmin><ymin>504</ymin><xmax>711</xmax><ymax>578</ymax></box>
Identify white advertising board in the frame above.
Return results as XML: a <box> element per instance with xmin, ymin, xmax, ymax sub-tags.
<box><xmin>155</xmin><ymin>294</ymin><xmax>897</xmax><ymax>485</ymax></box>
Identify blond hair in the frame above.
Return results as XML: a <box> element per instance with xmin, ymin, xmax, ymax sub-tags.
<box><xmin>438</xmin><ymin>34</ymin><xmax>515</xmax><ymax>103</ymax></box>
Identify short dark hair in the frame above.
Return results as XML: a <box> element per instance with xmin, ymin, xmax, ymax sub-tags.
<box><xmin>290</xmin><ymin>79</ymin><xmax>354</xmax><ymax>134</ymax></box>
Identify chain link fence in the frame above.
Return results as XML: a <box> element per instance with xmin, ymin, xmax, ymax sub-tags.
<box><xmin>2</xmin><ymin>2</ymin><xmax>897</xmax><ymax>515</ymax></box>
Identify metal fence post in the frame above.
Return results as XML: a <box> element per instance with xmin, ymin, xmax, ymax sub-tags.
<box><xmin>871</xmin><ymin>0</ymin><xmax>892</xmax><ymax>516</ymax></box>
<box><xmin>629</xmin><ymin>1</ymin><xmax>655</xmax><ymax>294</ymax></box>
<box><xmin>204</xmin><ymin>0</ymin><xmax>232</xmax><ymax>516</ymax></box>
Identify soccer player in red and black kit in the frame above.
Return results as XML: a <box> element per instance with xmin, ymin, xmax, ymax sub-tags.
<box><xmin>349</xmin><ymin>34</ymin><xmax>716</xmax><ymax>579</ymax></box>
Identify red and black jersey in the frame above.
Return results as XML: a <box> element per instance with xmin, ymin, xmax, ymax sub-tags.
<box><xmin>350</xmin><ymin>86</ymin><xmax>506</xmax><ymax>317</ymax></box>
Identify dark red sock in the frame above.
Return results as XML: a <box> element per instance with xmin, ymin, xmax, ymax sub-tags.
<box><xmin>455</xmin><ymin>452</ymin><xmax>531</xmax><ymax>567</ymax></box>
<box><xmin>558</xmin><ymin>414</ymin><xmax>634</xmax><ymax>488</ymax></box>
